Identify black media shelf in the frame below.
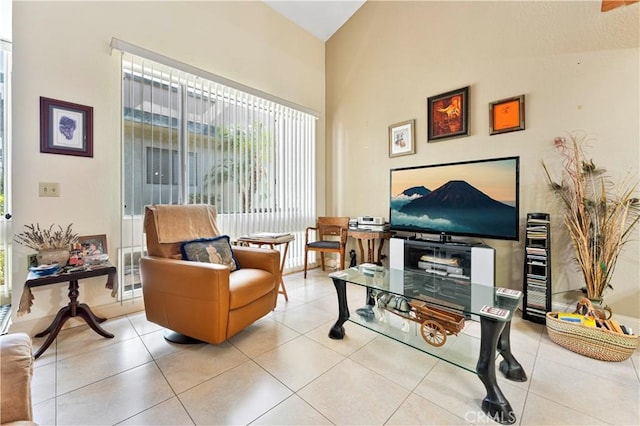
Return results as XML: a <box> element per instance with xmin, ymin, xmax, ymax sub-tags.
<box><xmin>522</xmin><ymin>212</ymin><xmax>551</xmax><ymax>324</ymax></box>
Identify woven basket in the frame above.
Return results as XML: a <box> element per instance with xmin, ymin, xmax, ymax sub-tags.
<box><xmin>546</xmin><ymin>307</ymin><xmax>638</xmax><ymax>362</ymax></box>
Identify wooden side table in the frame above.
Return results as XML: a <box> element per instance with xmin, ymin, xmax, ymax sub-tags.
<box><xmin>24</xmin><ymin>263</ymin><xmax>117</xmax><ymax>359</ymax></box>
<box><xmin>236</xmin><ymin>234</ymin><xmax>294</xmax><ymax>301</ymax></box>
<box><xmin>347</xmin><ymin>229</ymin><xmax>394</xmax><ymax>265</ymax></box>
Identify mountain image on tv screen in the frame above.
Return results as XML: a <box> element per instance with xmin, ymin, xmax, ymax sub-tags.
<box><xmin>390</xmin><ymin>157</ymin><xmax>519</xmax><ymax>240</ymax></box>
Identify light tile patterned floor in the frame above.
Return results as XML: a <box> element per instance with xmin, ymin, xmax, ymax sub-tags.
<box><xmin>29</xmin><ymin>269</ymin><xmax>640</xmax><ymax>425</ymax></box>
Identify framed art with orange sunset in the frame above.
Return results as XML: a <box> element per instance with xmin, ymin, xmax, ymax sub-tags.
<box><xmin>428</xmin><ymin>86</ymin><xmax>469</xmax><ymax>142</ymax></box>
<box><xmin>489</xmin><ymin>95</ymin><xmax>525</xmax><ymax>135</ymax></box>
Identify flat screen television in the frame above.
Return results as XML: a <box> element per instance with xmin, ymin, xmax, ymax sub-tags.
<box><xmin>389</xmin><ymin>156</ymin><xmax>520</xmax><ymax>241</ymax></box>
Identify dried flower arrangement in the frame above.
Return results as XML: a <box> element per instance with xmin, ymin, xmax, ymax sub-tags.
<box><xmin>542</xmin><ymin>132</ymin><xmax>640</xmax><ymax>300</ymax></box>
<box><xmin>14</xmin><ymin>224</ymin><xmax>79</xmax><ymax>251</ymax></box>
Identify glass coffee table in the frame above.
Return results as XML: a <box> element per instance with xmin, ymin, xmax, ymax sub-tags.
<box><xmin>329</xmin><ymin>266</ymin><xmax>527</xmax><ymax>425</ymax></box>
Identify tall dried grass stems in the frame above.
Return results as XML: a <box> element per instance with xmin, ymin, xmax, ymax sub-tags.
<box><xmin>542</xmin><ymin>132</ymin><xmax>640</xmax><ymax>300</ymax></box>
<box><xmin>14</xmin><ymin>223</ymin><xmax>78</xmax><ymax>251</ymax></box>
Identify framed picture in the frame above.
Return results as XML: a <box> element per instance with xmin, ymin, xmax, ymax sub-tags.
<box><xmin>389</xmin><ymin>119</ymin><xmax>416</xmax><ymax>158</ymax></box>
<box><xmin>75</xmin><ymin>234</ymin><xmax>108</xmax><ymax>256</ymax></box>
<box><xmin>40</xmin><ymin>97</ymin><xmax>93</xmax><ymax>157</ymax></box>
<box><xmin>489</xmin><ymin>94</ymin><xmax>525</xmax><ymax>135</ymax></box>
<box><xmin>427</xmin><ymin>86</ymin><xmax>469</xmax><ymax>142</ymax></box>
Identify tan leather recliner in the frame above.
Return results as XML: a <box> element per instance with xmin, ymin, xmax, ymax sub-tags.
<box><xmin>140</xmin><ymin>204</ymin><xmax>281</xmax><ymax>344</ymax></box>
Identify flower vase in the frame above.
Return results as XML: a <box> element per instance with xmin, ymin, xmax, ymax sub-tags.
<box><xmin>36</xmin><ymin>249</ymin><xmax>70</xmax><ymax>266</ymax></box>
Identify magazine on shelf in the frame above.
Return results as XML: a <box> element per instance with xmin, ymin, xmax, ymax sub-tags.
<box><xmin>528</xmin><ymin>218</ymin><xmax>550</xmax><ymax>224</ymax></box>
<box><xmin>496</xmin><ymin>287</ymin><xmax>522</xmax><ymax>299</ymax></box>
<box><xmin>525</xmin><ymin>247</ymin><xmax>546</xmax><ymax>255</ymax></box>
<box><xmin>480</xmin><ymin>305</ymin><xmax>510</xmax><ymax>319</ymax></box>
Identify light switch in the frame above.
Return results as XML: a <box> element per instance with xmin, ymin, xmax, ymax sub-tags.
<box><xmin>39</xmin><ymin>182</ymin><xmax>60</xmax><ymax>197</ymax></box>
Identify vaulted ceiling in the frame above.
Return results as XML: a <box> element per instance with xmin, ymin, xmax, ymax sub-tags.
<box><xmin>263</xmin><ymin>0</ymin><xmax>366</xmax><ymax>42</ymax></box>
<box><xmin>263</xmin><ymin>1</ymin><xmax>637</xmax><ymax>43</ymax></box>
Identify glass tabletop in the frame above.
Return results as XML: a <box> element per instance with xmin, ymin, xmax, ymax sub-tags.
<box><xmin>330</xmin><ymin>266</ymin><xmax>521</xmax><ymax>321</ymax></box>
<box><xmin>329</xmin><ymin>266</ymin><xmax>522</xmax><ymax>372</ymax></box>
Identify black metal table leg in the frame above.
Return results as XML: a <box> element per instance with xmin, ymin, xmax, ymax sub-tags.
<box><xmin>476</xmin><ymin>317</ymin><xmax>516</xmax><ymax>425</ymax></box>
<box><xmin>329</xmin><ymin>277</ymin><xmax>350</xmax><ymax>339</ymax></box>
<box><xmin>498</xmin><ymin>321</ymin><xmax>527</xmax><ymax>381</ymax></box>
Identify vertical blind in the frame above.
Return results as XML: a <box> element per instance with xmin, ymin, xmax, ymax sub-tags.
<box><xmin>117</xmin><ymin>47</ymin><xmax>316</xmax><ymax>300</ymax></box>
<box><xmin>0</xmin><ymin>40</ymin><xmax>12</xmax><ymax>302</ymax></box>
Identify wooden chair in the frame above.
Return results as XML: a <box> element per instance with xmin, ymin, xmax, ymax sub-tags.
<box><xmin>304</xmin><ymin>216</ymin><xmax>350</xmax><ymax>278</ymax></box>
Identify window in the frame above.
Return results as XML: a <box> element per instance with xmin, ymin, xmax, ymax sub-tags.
<box><xmin>116</xmin><ymin>42</ymin><xmax>317</xmax><ymax>300</ymax></box>
<box><xmin>0</xmin><ymin>39</ymin><xmax>11</xmax><ymax>310</ymax></box>
<box><xmin>145</xmin><ymin>147</ymin><xmax>197</xmax><ymax>186</ymax></box>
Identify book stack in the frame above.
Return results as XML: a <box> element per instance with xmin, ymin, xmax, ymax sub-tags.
<box><xmin>480</xmin><ymin>305</ymin><xmax>510</xmax><ymax>320</ymax></box>
<box><xmin>599</xmin><ymin>318</ymin><xmax>634</xmax><ymax>335</ymax></box>
<box><xmin>240</xmin><ymin>232</ymin><xmax>294</xmax><ymax>243</ymax></box>
<box><xmin>496</xmin><ymin>287</ymin><xmax>522</xmax><ymax>299</ymax></box>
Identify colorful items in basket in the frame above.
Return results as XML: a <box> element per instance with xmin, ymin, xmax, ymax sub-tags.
<box><xmin>546</xmin><ymin>298</ymin><xmax>638</xmax><ymax>362</ymax></box>
<box><xmin>29</xmin><ymin>264</ymin><xmax>61</xmax><ymax>276</ymax></box>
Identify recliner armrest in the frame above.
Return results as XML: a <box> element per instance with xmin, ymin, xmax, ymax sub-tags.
<box><xmin>232</xmin><ymin>246</ymin><xmax>280</xmax><ymax>276</ymax></box>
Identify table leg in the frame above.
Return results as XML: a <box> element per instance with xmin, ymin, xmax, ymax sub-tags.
<box><xmin>357</xmin><ymin>240</ymin><xmax>365</xmax><ymax>264</ymax></box>
<box><xmin>83</xmin><ymin>304</ymin><xmax>107</xmax><ymax>323</ymax></box>
<box><xmin>498</xmin><ymin>321</ymin><xmax>527</xmax><ymax>381</ymax></box>
<box><xmin>277</xmin><ymin>242</ymin><xmax>289</xmax><ymax>301</ymax></box>
<box><xmin>476</xmin><ymin>317</ymin><xmax>516</xmax><ymax>425</ymax></box>
<box><xmin>256</xmin><ymin>241</ymin><xmax>289</xmax><ymax>301</ymax></box>
<box><xmin>376</xmin><ymin>239</ymin><xmax>386</xmax><ymax>265</ymax></box>
<box><xmin>76</xmin><ymin>303</ymin><xmax>115</xmax><ymax>338</ymax></box>
<box><xmin>365</xmin><ymin>239</ymin><xmax>374</xmax><ymax>263</ymax></box>
<box><xmin>329</xmin><ymin>277</ymin><xmax>349</xmax><ymax>339</ymax></box>
<box><xmin>33</xmin><ymin>305</ymin><xmax>73</xmax><ymax>359</ymax></box>
<box><xmin>33</xmin><ymin>279</ymin><xmax>114</xmax><ymax>359</ymax></box>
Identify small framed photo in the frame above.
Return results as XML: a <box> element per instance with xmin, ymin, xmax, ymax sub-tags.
<box><xmin>389</xmin><ymin>119</ymin><xmax>416</xmax><ymax>158</ymax></box>
<box><xmin>489</xmin><ymin>95</ymin><xmax>525</xmax><ymax>135</ymax></box>
<box><xmin>40</xmin><ymin>97</ymin><xmax>93</xmax><ymax>157</ymax></box>
<box><xmin>75</xmin><ymin>234</ymin><xmax>108</xmax><ymax>256</ymax></box>
<box><xmin>428</xmin><ymin>86</ymin><xmax>469</xmax><ymax>142</ymax></box>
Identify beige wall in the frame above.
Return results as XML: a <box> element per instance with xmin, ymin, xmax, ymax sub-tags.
<box><xmin>11</xmin><ymin>1</ymin><xmax>325</xmax><ymax>331</ymax></box>
<box><xmin>10</xmin><ymin>0</ymin><xmax>640</xmax><ymax>329</ymax></box>
<box><xmin>326</xmin><ymin>1</ymin><xmax>640</xmax><ymax>317</ymax></box>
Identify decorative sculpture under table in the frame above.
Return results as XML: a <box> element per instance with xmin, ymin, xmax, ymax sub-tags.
<box><xmin>329</xmin><ymin>266</ymin><xmax>527</xmax><ymax>425</ymax></box>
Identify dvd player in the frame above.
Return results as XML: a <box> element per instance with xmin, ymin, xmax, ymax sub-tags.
<box><xmin>357</xmin><ymin>216</ymin><xmax>385</xmax><ymax>225</ymax></box>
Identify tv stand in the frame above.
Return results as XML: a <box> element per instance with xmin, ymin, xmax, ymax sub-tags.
<box><xmin>390</xmin><ymin>237</ymin><xmax>495</xmax><ymax>287</ymax></box>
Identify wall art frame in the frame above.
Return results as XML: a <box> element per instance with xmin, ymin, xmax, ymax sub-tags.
<box><xmin>389</xmin><ymin>119</ymin><xmax>416</xmax><ymax>158</ymax></box>
<box><xmin>40</xmin><ymin>96</ymin><xmax>93</xmax><ymax>157</ymax></box>
<box><xmin>489</xmin><ymin>94</ymin><xmax>525</xmax><ymax>135</ymax></box>
<box><xmin>427</xmin><ymin>86</ymin><xmax>469</xmax><ymax>142</ymax></box>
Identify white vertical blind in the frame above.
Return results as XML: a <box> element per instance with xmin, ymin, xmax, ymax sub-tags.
<box><xmin>0</xmin><ymin>41</ymin><xmax>12</xmax><ymax>302</ymax></box>
<box><xmin>118</xmin><ymin>48</ymin><xmax>316</xmax><ymax>300</ymax></box>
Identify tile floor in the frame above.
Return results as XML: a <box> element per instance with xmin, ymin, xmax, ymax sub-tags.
<box><xmin>29</xmin><ymin>269</ymin><xmax>640</xmax><ymax>425</ymax></box>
